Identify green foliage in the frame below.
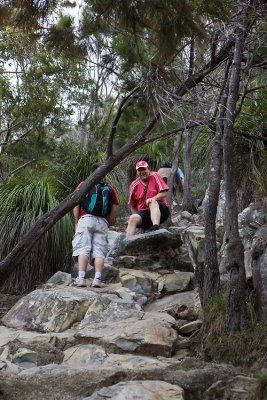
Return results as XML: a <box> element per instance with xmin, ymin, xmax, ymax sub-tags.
<box><xmin>255</xmin><ymin>371</ymin><xmax>267</xmax><ymax>400</ymax></box>
<box><xmin>45</xmin><ymin>14</ymin><xmax>86</xmax><ymax>58</ymax></box>
<box><xmin>0</xmin><ymin>174</ymin><xmax>73</xmax><ymax>294</ymax></box>
<box><xmin>204</xmin><ymin>292</ymin><xmax>267</xmax><ymax>370</ymax></box>
<box><xmin>83</xmin><ymin>0</ymin><xmax>230</xmax><ymax>64</ymax></box>
<box><xmin>50</xmin><ymin>141</ymin><xmax>98</xmax><ymax>200</ymax></box>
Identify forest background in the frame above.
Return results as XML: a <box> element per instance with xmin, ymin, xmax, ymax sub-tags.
<box><xmin>0</xmin><ymin>0</ymin><xmax>266</xmax><ymax>366</ymax></box>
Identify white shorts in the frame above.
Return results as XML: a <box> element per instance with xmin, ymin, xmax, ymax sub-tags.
<box><xmin>72</xmin><ymin>215</ymin><xmax>108</xmax><ymax>260</ymax></box>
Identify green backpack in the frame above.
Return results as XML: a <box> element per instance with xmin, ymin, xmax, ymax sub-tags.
<box><xmin>80</xmin><ymin>183</ymin><xmax>111</xmax><ymax>217</ymax></box>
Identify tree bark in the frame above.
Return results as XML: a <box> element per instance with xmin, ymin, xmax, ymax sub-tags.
<box><xmin>223</xmin><ymin>10</ymin><xmax>248</xmax><ymax>331</ymax></box>
<box><xmin>202</xmin><ymin>84</ymin><xmax>228</xmax><ymax>307</ymax></box>
<box><xmin>182</xmin><ymin>129</ymin><xmax>194</xmax><ymax>213</ymax></box>
<box><xmin>166</xmin><ymin>132</ymin><xmax>182</xmax><ymax>206</ymax></box>
<box><xmin>0</xmin><ymin>35</ymin><xmax>236</xmax><ymax>284</ymax></box>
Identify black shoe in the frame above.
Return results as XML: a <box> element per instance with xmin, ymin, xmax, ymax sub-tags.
<box><xmin>152</xmin><ymin>225</ymin><xmax>159</xmax><ymax>231</ymax></box>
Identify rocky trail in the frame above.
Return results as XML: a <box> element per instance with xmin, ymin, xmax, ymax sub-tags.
<box><xmin>0</xmin><ymin>206</ymin><xmax>265</xmax><ymax>400</ymax></box>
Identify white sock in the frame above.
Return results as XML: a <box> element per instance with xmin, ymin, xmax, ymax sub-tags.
<box><xmin>79</xmin><ymin>271</ymin><xmax>86</xmax><ymax>279</ymax></box>
<box><xmin>95</xmin><ymin>272</ymin><xmax>102</xmax><ymax>280</ymax></box>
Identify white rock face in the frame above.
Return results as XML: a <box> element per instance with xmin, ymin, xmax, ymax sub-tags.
<box><xmin>85</xmin><ymin>380</ymin><xmax>185</xmax><ymax>400</ymax></box>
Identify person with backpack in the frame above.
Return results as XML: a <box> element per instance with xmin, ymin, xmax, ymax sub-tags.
<box><xmin>158</xmin><ymin>160</ymin><xmax>184</xmax><ymax>194</ymax></box>
<box><xmin>72</xmin><ymin>163</ymin><xmax>119</xmax><ymax>287</ymax></box>
<box><xmin>126</xmin><ymin>160</ymin><xmax>170</xmax><ymax>236</ymax></box>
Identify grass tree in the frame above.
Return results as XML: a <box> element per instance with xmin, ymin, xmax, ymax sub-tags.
<box><xmin>0</xmin><ymin>174</ymin><xmax>73</xmax><ymax>293</ymax></box>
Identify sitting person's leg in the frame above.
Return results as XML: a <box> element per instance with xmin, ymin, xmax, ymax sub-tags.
<box><xmin>148</xmin><ymin>198</ymin><xmax>161</xmax><ymax>229</ymax></box>
<box><xmin>159</xmin><ymin>202</ymin><xmax>170</xmax><ymax>224</ymax></box>
<box><xmin>126</xmin><ymin>213</ymin><xmax>143</xmax><ymax>236</ymax></box>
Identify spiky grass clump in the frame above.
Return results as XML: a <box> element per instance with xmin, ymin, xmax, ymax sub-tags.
<box><xmin>204</xmin><ymin>292</ymin><xmax>267</xmax><ymax>371</ymax></box>
<box><xmin>0</xmin><ymin>174</ymin><xmax>73</xmax><ymax>294</ymax></box>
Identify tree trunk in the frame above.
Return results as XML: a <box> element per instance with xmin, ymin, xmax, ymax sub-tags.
<box><xmin>202</xmin><ymin>107</ymin><xmax>224</xmax><ymax>305</ymax></box>
<box><xmin>182</xmin><ymin>129</ymin><xmax>194</xmax><ymax>213</ymax></box>
<box><xmin>201</xmin><ymin>74</ymin><xmax>230</xmax><ymax>307</ymax></box>
<box><xmin>0</xmin><ymin>37</ymin><xmax>236</xmax><ymax>284</ymax></box>
<box><xmin>223</xmin><ymin>12</ymin><xmax>248</xmax><ymax>331</ymax></box>
<box><xmin>166</xmin><ymin>132</ymin><xmax>182</xmax><ymax>205</ymax></box>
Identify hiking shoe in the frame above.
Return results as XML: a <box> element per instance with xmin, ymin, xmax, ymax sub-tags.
<box><xmin>75</xmin><ymin>277</ymin><xmax>86</xmax><ymax>287</ymax></box>
<box><xmin>92</xmin><ymin>278</ymin><xmax>103</xmax><ymax>288</ymax></box>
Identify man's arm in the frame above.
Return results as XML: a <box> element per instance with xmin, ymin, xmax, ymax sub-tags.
<box><xmin>130</xmin><ymin>206</ymin><xmax>137</xmax><ymax>214</ymax></box>
<box><xmin>146</xmin><ymin>190</ymin><xmax>167</xmax><ymax>205</ymax></box>
<box><xmin>109</xmin><ymin>204</ymin><xmax>117</xmax><ymax>224</ymax></box>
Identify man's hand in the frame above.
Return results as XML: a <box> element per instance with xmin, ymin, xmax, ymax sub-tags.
<box><xmin>146</xmin><ymin>198</ymin><xmax>153</xmax><ymax>205</ymax></box>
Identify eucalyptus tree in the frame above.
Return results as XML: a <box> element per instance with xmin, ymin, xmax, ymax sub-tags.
<box><xmin>222</xmin><ymin>5</ymin><xmax>250</xmax><ymax>331</ymax></box>
<box><xmin>1</xmin><ymin>0</ymin><xmax>265</xmax><ymax>315</ymax></box>
<box><xmin>0</xmin><ymin>0</ymin><xmax>239</xmax><ymax>285</ymax></box>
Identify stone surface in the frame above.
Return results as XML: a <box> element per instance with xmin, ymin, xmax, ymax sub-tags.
<box><xmin>178</xmin><ymin>320</ymin><xmax>202</xmax><ymax>335</ymax></box>
<box><xmin>12</xmin><ymin>348</ymin><xmax>38</xmax><ymax>369</ymax></box>
<box><xmin>119</xmin><ymin>268</ymin><xmax>159</xmax><ymax>296</ymax></box>
<box><xmin>45</xmin><ymin>271</ymin><xmax>72</xmax><ymax>286</ymax></box>
<box><xmin>145</xmin><ymin>290</ymin><xmax>201</xmax><ymax>320</ymax></box>
<box><xmin>0</xmin><ymin>359</ymin><xmax>242</xmax><ymax>400</ymax></box>
<box><xmin>85</xmin><ymin>380</ymin><xmax>185</xmax><ymax>400</ymax></box>
<box><xmin>63</xmin><ymin>344</ymin><xmax>180</xmax><ymax>371</ymax></box>
<box><xmin>76</xmin><ymin>312</ymin><xmax>178</xmax><ymax>357</ymax></box>
<box><xmin>2</xmin><ymin>288</ymin><xmax>99</xmax><ymax>333</ymax></box>
<box><xmin>162</xmin><ymin>272</ymin><xmax>193</xmax><ymax>294</ymax></box>
<box><xmin>204</xmin><ymin>375</ymin><xmax>258</xmax><ymax>400</ymax></box>
<box><xmin>252</xmin><ymin>225</ymin><xmax>267</xmax><ymax>319</ymax></box>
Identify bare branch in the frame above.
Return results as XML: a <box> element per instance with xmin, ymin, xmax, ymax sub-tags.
<box><xmin>106</xmin><ymin>86</ymin><xmax>140</xmax><ymax>158</ymax></box>
<box><xmin>5</xmin><ymin>159</ymin><xmax>38</xmax><ymax>180</ymax></box>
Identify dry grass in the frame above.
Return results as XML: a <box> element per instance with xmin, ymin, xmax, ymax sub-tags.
<box><xmin>203</xmin><ymin>292</ymin><xmax>267</xmax><ymax>372</ymax></box>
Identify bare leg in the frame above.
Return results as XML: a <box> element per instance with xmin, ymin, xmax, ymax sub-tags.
<box><xmin>149</xmin><ymin>199</ymin><xmax>160</xmax><ymax>225</ymax></box>
<box><xmin>78</xmin><ymin>254</ymin><xmax>88</xmax><ymax>273</ymax></box>
<box><xmin>94</xmin><ymin>257</ymin><xmax>104</xmax><ymax>273</ymax></box>
<box><xmin>126</xmin><ymin>214</ymin><xmax>142</xmax><ymax>236</ymax></box>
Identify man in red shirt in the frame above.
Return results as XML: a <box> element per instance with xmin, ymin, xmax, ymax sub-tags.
<box><xmin>126</xmin><ymin>160</ymin><xmax>170</xmax><ymax>236</ymax></box>
<box><xmin>72</xmin><ymin>163</ymin><xmax>119</xmax><ymax>287</ymax></box>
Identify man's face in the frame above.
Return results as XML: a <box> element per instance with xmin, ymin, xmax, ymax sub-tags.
<box><xmin>137</xmin><ymin>167</ymin><xmax>150</xmax><ymax>182</ymax></box>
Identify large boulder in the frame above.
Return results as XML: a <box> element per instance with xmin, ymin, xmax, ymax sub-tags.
<box><xmin>145</xmin><ymin>290</ymin><xmax>201</xmax><ymax>321</ymax></box>
<box><xmin>220</xmin><ymin>199</ymin><xmax>267</xmax><ymax>280</ymax></box>
<box><xmin>251</xmin><ymin>225</ymin><xmax>267</xmax><ymax>320</ymax></box>
<box><xmin>112</xmin><ymin>229</ymin><xmax>183</xmax><ymax>272</ymax></box>
<box><xmin>85</xmin><ymin>380</ymin><xmax>185</xmax><ymax>400</ymax></box>
<box><xmin>76</xmin><ymin>312</ymin><xmax>178</xmax><ymax>357</ymax></box>
<box><xmin>2</xmin><ymin>288</ymin><xmax>99</xmax><ymax>333</ymax></box>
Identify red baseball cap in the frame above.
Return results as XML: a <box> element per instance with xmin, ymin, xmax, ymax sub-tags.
<box><xmin>136</xmin><ymin>160</ymin><xmax>148</xmax><ymax>170</ymax></box>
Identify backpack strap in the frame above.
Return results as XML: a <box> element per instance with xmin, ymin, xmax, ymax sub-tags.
<box><xmin>87</xmin><ymin>184</ymin><xmax>98</xmax><ymax>213</ymax></box>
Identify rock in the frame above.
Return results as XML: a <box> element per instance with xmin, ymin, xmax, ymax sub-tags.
<box><xmin>119</xmin><ymin>269</ymin><xmax>159</xmax><ymax>296</ymax></box>
<box><xmin>162</xmin><ymin>272</ymin><xmax>193</xmax><ymax>294</ymax></box>
<box><xmin>45</xmin><ymin>271</ymin><xmax>72</xmax><ymax>286</ymax></box>
<box><xmin>220</xmin><ymin>200</ymin><xmax>267</xmax><ymax>280</ymax></box>
<box><xmin>178</xmin><ymin>320</ymin><xmax>202</xmax><ymax>335</ymax></box>
<box><xmin>12</xmin><ymin>348</ymin><xmax>37</xmax><ymax>369</ymax></box>
<box><xmin>76</xmin><ymin>312</ymin><xmax>178</xmax><ymax>357</ymax></box>
<box><xmin>79</xmin><ymin>294</ymin><xmax>142</xmax><ymax>328</ymax></box>
<box><xmin>204</xmin><ymin>375</ymin><xmax>258</xmax><ymax>400</ymax></box>
<box><xmin>122</xmin><ymin>229</ymin><xmax>182</xmax><ymax>255</ymax></box>
<box><xmin>183</xmin><ymin>225</ymin><xmax>205</xmax><ymax>265</ymax></box>
<box><xmin>181</xmin><ymin>211</ymin><xmax>193</xmax><ymax>220</ymax></box>
<box><xmin>145</xmin><ymin>290</ymin><xmax>201</xmax><ymax>321</ymax></box>
<box><xmin>2</xmin><ymin>288</ymin><xmax>99</xmax><ymax>333</ymax></box>
<box><xmin>0</xmin><ymin>355</ymin><xmax>244</xmax><ymax>400</ymax></box>
<box><xmin>252</xmin><ymin>225</ymin><xmax>267</xmax><ymax>319</ymax></box>
<box><xmin>108</xmin><ymin>230</ymin><xmax>121</xmax><ymax>251</ymax></box>
<box><xmin>84</xmin><ymin>380</ymin><xmax>185</xmax><ymax>400</ymax></box>
<box><xmin>63</xmin><ymin>344</ymin><xmax>180</xmax><ymax>371</ymax></box>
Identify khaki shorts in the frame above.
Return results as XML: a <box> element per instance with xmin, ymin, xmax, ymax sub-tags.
<box><xmin>72</xmin><ymin>215</ymin><xmax>108</xmax><ymax>260</ymax></box>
